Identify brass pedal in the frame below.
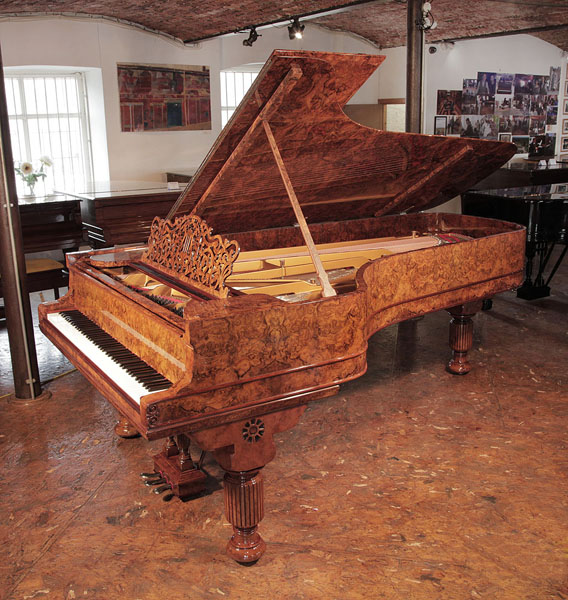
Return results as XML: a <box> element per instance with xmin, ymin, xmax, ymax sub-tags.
<box><xmin>145</xmin><ymin>478</ymin><xmax>166</xmax><ymax>487</ymax></box>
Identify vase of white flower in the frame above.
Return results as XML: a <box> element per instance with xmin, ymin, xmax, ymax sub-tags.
<box><xmin>14</xmin><ymin>156</ymin><xmax>53</xmax><ymax>196</ymax></box>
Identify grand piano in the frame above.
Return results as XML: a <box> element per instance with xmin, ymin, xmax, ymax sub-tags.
<box><xmin>463</xmin><ymin>184</ymin><xmax>568</xmax><ymax>299</ymax></box>
<box><xmin>39</xmin><ymin>50</ymin><xmax>525</xmax><ymax>563</ymax></box>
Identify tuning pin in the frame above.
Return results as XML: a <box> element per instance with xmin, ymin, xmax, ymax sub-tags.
<box><xmin>145</xmin><ymin>478</ymin><xmax>166</xmax><ymax>487</ymax></box>
<box><xmin>140</xmin><ymin>472</ymin><xmax>161</xmax><ymax>479</ymax></box>
<box><xmin>153</xmin><ymin>484</ymin><xmax>171</xmax><ymax>494</ymax></box>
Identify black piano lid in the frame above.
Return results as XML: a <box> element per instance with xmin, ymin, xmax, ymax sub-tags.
<box><xmin>168</xmin><ymin>49</ymin><xmax>516</xmax><ymax>235</ymax></box>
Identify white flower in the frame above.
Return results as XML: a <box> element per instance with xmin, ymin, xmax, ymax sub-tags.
<box><xmin>39</xmin><ymin>155</ymin><xmax>53</xmax><ymax>167</ymax></box>
<box><xmin>20</xmin><ymin>162</ymin><xmax>33</xmax><ymax>175</ymax></box>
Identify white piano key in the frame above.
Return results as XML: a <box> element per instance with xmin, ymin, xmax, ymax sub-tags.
<box><xmin>47</xmin><ymin>312</ymin><xmax>168</xmax><ymax>404</ymax></box>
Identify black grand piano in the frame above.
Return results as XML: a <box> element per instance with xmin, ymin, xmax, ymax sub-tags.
<box><xmin>463</xmin><ymin>184</ymin><xmax>568</xmax><ymax>300</ymax></box>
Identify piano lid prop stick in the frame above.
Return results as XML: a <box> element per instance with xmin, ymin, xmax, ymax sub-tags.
<box><xmin>261</xmin><ymin>118</ymin><xmax>337</xmax><ymax>298</ymax></box>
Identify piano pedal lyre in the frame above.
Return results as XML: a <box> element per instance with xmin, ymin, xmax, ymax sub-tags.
<box><xmin>151</xmin><ymin>434</ymin><xmax>207</xmax><ymax>500</ymax></box>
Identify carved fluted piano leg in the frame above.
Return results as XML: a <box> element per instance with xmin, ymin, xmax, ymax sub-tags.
<box><xmin>446</xmin><ymin>301</ymin><xmax>482</xmax><ymax>375</ymax></box>
<box><xmin>191</xmin><ymin>403</ymin><xmax>310</xmax><ymax>563</ymax></box>
<box><xmin>114</xmin><ymin>416</ymin><xmax>140</xmax><ymax>438</ymax></box>
<box><xmin>224</xmin><ymin>469</ymin><xmax>266</xmax><ymax>563</ymax></box>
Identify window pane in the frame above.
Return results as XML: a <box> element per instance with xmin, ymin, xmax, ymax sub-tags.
<box><xmin>5</xmin><ymin>79</ymin><xmax>22</xmax><ymax>115</ymax></box>
<box><xmin>220</xmin><ymin>73</ymin><xmax>227</xmax><ymax>107</ymax></box>
<box><xmin>8</xmin><ymin>118</ymin><xmax>25</xmax><ymax>160</ymax></box>
<box><xmin>6</xmin><ymin>71</ymin><xmax>93</xmax><ymax>195</ymax></box>
<box><xmin>225</xmin><ymin>72</ymin><xmax>236</xmax><ymax>108</ymax></box>
<box><xmin>235</xmin><ymin>74</ymin><xmax>244</xmax><ymax>106</ymax></box>
<box><xmin>65</xmin><ymin>78</ymin><xmax>79</xmax><ymax>113</ymax></box>
<box><xmin>45</xmin><ymin>77</ymin><xmax>60</xmax><ymax>114</ymax></box>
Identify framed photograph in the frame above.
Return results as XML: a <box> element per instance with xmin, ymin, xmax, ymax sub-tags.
<box><xmin>562</xmin><ymin>119</ymin><xmax>568</xmax><ymax>135</ymax></box>
<box><xmin>564</xmin><ymin>80</ymin><xmax>568</xmax><ymax>96</ymax></box>
<box><xmin>564</xmin><ymin>99</ymin><xmax>568</xmax><ymax>115</ymax></box>
<box><xmin>436</xmin><ymin>90</ymin><xmax>462</xmax><ymax>115</ymax></box>
<box><xmin>434</xmin><ymin>116</ymin><xmax>447</xmax><ymax>136</ymax></box>
<box><xmin>512</xmin><ymin>136</ymin><xmax>530</xmax><ymax>154</ymax></box>
<box><xmin>476</xmin><ymin>71</ymin><xmax>496</xmax><ymax>96</ymax></box>
<box><xmin>496</xmin><ymin>73</ymin><xmax>513</xmax><ymax>95</ymax></box>
<box><xmin>561</xmin><ymin>137</ymin><xmax>568</xmax><ymax>152</ymax></box>
<box><xmin>499</xmin><ymin>133</ymin><xmax>512</xmax><ymax>142</ymax></box>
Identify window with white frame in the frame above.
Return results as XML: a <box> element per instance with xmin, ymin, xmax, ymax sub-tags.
<box><xmin>220</xmin><ymin>67</ymin><xmax>262</xmax><ymax>128</ymax></box>
<box><xmin>5</xmin><ymin>71</ymin><xmax>94</xmax><ymax>196</ymax></box>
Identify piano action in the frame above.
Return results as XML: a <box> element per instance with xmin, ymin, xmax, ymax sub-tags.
<box><xmin>39</xmin><ymin>50</ymin><xmax>525</xmax><ymax>562</ymax></box>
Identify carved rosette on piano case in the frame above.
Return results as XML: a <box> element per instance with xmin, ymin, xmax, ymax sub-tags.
<box><xmin>39</xmin><ymin>50</ymin><xmax>525</xmax><ymax>563</ymax></box>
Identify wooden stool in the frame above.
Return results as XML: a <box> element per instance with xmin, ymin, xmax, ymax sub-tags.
<box><xmin>0</xmin><ymin>258</ymin><xmax>69</xmax><ymax>301</ymax></box>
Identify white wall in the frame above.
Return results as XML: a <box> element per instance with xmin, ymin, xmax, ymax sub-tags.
<box><xmin>0</xmin><ymin>17</ymin><xmax>382</xmax><ymax>183</ymax></box>
<box><xmin>377</xmin><ymin>34</ymin><xmax>565</xmax><ymax>137</ymax></box>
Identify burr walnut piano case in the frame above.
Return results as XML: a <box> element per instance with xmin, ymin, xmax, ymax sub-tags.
<box><xmin>39</xmin><ymin>49</ymin><xmax>525</xmax><ymax>563</ymax></box>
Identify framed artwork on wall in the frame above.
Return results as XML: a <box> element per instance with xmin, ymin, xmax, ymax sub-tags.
<box><xmin>117</xmin><ymin>62</ymin><xmax>211</xmax><ymax>132</ymax></box>
<box><xmin>562</xmin><ymin>119</ymin><xmax>568</xmax><ymax>134</ymax></box>
<box><xmin>498</xmin><ymin>133</ymin><xmax>512</xmax><ymax>142</ymax></box>
<box><xmin>434</xmin><ymin>116</ymin><xmax>447</xmax><ymax>135</ymax></box>
<box><xmin>564</xmin><ymin>99</ymin><xmax>568</xmax><ymax>114</ymax></box>
<box><xmin>561</xmin><ymin>137</ymin><xmax>568</xmax><ymax>152</ymax></box>
<box><xmin>564</xmin><ymin>80</ymin><xmax>568</xmax><ymax>96</ymax></box>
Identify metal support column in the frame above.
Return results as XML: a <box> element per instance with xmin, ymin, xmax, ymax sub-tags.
<box><xmin>0</xmin><ymin>45</ymin><xmax>42</xmax><ymax>399</ymax></box>
<box><xmin>406</xmin><ymin>0</ymin><xmax>424</xmax><ymax>133</ymax></box>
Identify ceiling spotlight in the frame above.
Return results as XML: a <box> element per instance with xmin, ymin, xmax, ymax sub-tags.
<box><xmin>243</xmin><ymin>27</ymin><xmax>260</xmax><ymax>47</ymax></box>
<box><xmin>288</xmin><ymin>18</ymin><xmax>305</xmax><ymax>40</ymax></box>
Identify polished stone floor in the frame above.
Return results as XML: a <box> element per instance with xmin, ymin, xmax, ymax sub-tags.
<box><xmin>0</xmin><ymin>260</ymin><xmax>566</xmax><ymax>599</ymax></box>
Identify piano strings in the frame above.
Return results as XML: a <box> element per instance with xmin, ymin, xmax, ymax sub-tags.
<box><xmin>100</xmin><ymin>232</ymin><xmax>466</xmax><ymax>309</ymax></box>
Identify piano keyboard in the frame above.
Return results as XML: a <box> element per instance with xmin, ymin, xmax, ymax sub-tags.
<box><xmin>47</xmin><ymin>310</ymin><xmax>171</xmax><ymax>404</ymax></box>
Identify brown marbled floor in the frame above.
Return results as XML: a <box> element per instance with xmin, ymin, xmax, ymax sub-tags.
<box><xmin>0</xmin><ymin>259</ymin><xmax>567</xmax><ymax>600</ymax></box>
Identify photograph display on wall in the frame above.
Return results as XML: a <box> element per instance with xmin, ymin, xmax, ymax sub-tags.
<box><xmin>434</xmin><ymin>66</ymin><xmax>560</xmax><ymax>154</ymax></box>
<box><xmin>562</xmin><ymin>137</ymin><xmax>568</xmax><ymax>152</ymax></box>
<box><xmin>550</xmin><ymin>66</ymin><xmax>561</xmax><ymax>92</ymax></box>
<box><xmin>512</xmin><ymin>136</ymin><xmax>530</xmax><ymax>153</ymax></box>
<box><xmin>562</xmin><ymin>118</ymin><xmax>568</xmax><ymax>135</ymax></box>
<box><xmin>436</xmin><ymin>90</ymin><xmax>462</xmax><ymax>115</ymax></box>
<box><xmin>117</xmin><ymin>63</ymin><xmax>211</xmax><ymax>132</ymax></box>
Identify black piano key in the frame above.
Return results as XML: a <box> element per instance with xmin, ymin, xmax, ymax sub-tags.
<box><xmin>60</xmin><ymin>310</ymin><xmax>172</xmax><ymax>392</ymax></box>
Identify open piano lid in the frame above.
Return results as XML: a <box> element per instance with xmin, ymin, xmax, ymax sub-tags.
<box><xmin>168</xmin><ymin>49</ymin><xmax>516</xmax><ymax>234</ymax></box>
